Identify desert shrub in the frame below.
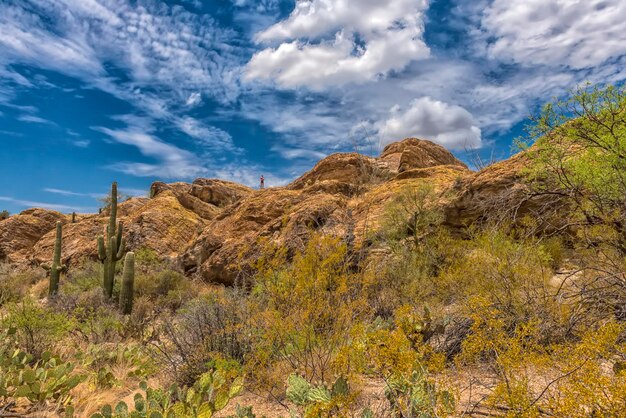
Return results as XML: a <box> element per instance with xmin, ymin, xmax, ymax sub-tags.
<box><xmin>151</xmin><ymin>291</ymin><xmax>252</xmax><ymax>386</ymax></box>
<box><xmin>134</xmin><ymin>268</ymin><xmax>193</xmax><ymax>311</ymax></box>
<box><xmin>369</xmin><ymin>229</ymin><xmax>459</xmax><ymax>319</ymax></box>
<box><xmin>379</xmin><ymin>184</ymin><xmax>444</xmax><ymax>249</ymax></box>
<box><xmin>543</xmin><ymin>322</ymin><xmax>626</xmax><ymax>416</ymax></box>
<box><xmin>343</xmin><ymin>306</ymin><xmax>454</xmax><ymax>417</ymax></box>
<box><xmin>459</xmin><ymin>297</ymin><xmax>626</xmax><ymax>416</ymax></box>
<box><xmin>521</xmin><ymin>83</ymin><xmax>626</xmax><ymax>250</ymax></box>
<box><xmin>134</xmin><ymin>247</ymin><xmax>164</xmax><ymax>272</ymax></box>
<box><xmin>247</xmin><ymin>234</ymin><xmax>373</xmax><ymax>396</ymax></box>
<box><xmin>49</xmin><ymin>288</ymin><xmax>125</xmax><ymax>344</ymax></box>
<box><xmin>458</xmin><ymin>297</ymin><xmax>546</xmax><ymax>415</ymax></box>
<box><xmin>1</xmin><ymin>299</ymin><xmax>74</xmax><ymax>358</ymax></box>
<box><xmin>436</xmin><ymin>229</ymin><xmax>565</xmax><ymax>340</ymax></box>
<box><xmin>0</xmin><ymin>209</ymin><xmax>9</xmax><ymax>220</ymax></box>
<box><xmin>0</xmin><ymin>265</ymin><xmax>44</xmax><ymax>306</ymax></box>
<box><xmin>65</xmin><ymin>261</ymin><xmax>103</xmax><ymax>291</ymax></box>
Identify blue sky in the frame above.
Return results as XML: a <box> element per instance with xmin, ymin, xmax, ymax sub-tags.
<box><xmin>1</xmin><ymin>0</ymin><xmax>625</xmax><ymax>214</ymax></box>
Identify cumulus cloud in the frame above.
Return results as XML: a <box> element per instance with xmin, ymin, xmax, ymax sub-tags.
<box><xmin>245</xmin><ymin>0</ymin><xmax>430</xmax><ymax>89</ymax></box>
<box><xmin>379</xmin><ymin>97</ymin><xmax>482</xmax><ymax>149</ymax></box>
<box><xmin>481</xmin><ymin>0</ymin><xmax>626</xmax><ymax>69</ymax></box>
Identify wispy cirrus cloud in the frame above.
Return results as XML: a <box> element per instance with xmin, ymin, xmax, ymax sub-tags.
<box><xmin>0</xmin><ymin>0</ymin><xmax>247</xmax><ymax>174</ymax></box>
<box><xmin>0</xmin><ymin>196</ymin><xmax>93</xmax><ymax>213</ymax></box>
<box><xmin>93</xmin><ymin>125</ymin><xmax>205</xmax><ymax>178</ymax></box>
<box><xmin>17</xmin><ymin>114</ymin><xmax>57</xmax><ymax>125</ymax></box>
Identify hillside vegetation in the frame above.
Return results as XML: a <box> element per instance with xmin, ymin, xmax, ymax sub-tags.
<box><xmin>1</xmin><ymin>84</ymin><xmax>626</xmax><ymax>417</ymax></box>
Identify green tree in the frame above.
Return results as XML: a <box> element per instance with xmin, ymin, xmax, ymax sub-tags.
<box><xmin>521</xmin><ymin>83</ymin><xmax>626</xmax><ymax>250</ymax></box>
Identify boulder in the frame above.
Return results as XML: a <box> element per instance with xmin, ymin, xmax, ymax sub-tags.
<box><xmin>289</xmin><ymin>153</ymin><xmax>390</xmax><ymax>193</ymax></box>
<box><xmin>379</xmin><ymin>138</ymin><xmax>468</xmax><ymax>173</ymax></box>
<box><xmin>191</xmin><ymin>178</ymin><xmax>253</xmax><ymax>207</ymax></box>
<box><xmin>444</xmin><ymin>150</ymin><xmax>567</xmax><ymax>230</ymax></box>
<box><xmin>0</xmin><ymin>208</ymin><xmax>66</xmax><ymax>263</ymax></box>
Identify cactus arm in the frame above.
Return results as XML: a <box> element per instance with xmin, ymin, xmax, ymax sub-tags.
<box><xmin>115</xmin><ymin>236</ymin><xmax>125</xmax><ymax>261</ymax></box>
<box><xmin>97</xmin><ymin>236</ymin><xmax>106</xmax><ymax>261</ymax></box>
<box><xmin>116</xmin><ymin>221</ymin><xmax>124</xmax><ymax>249</ymax></box>
<box><xmin>41</xmin><ymin>264</ymin><xmax>51</xmax><ymax>271</ymax></box>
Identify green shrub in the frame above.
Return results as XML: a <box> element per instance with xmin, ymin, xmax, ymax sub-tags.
<box><xmin>2</xmin><ymin>299</ymin><xmax>74</xmax><ymax>358</ymax></box>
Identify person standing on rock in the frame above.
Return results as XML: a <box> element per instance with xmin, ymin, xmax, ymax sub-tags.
<box><xmin>260</xmin><ymin>175</ymin><xmax>265</xmax><ymax>189</ymax></box>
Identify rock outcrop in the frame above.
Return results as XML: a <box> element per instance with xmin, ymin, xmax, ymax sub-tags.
<box><xmin>0</xmin><ymin>208</ymin><xmax>67</xmax><ymax>263</ymax></box>
<box><xmin>183</xmin><ymin>138</ymin><xmax>471</xmax><ymax>285</ymax></box>
<box><xmin>3</xmin><ymin>137</ymin><xmax>544</xmax><ymax>286</ymax></box>
<box><xmin>32</xmin><ymin>192</ymin><xmax>206</xmax><ymax>265</ymax></box>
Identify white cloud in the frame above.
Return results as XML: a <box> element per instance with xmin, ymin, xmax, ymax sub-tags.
<box><xmin>93</xmin><ymin>124</ymin><xmax>205</xmax><ymax>178</ymax></box>
<box><xmin>0</xmin><ymin>196</ymin><xmax>92</xmax><ymax>213</ymax></box>
<box><xmin>379</xmin><ymin>97</ymin><xmax>482</xmax><ymax>149</ymax></box>
<box><xmin>185</xmin><ymin>92</ymin><xmax>202</xmax><ymax>107</ymax></box>
<box><xmin>245</xmin><ymin>0</ymin><xmax>430</xmax><ymax>89</ymax></box>
<box><xmin>176</xmin><ymin>116</ymin><xmax>237</xmax><ymax>152</ymax></box>
<box><xmin>17</xmin><ymin>114</ymin><xmax>56</xmax><ymax>125</ymax></box>
<box><xmin>43</xmin><ymin>188</ymin><xmax>104</xmax><ymax>198</ymax></box>
<box><xmin>0</xmin><ymin>0</ymin><xmax>244</xmax><ymax>150</ymax></box>
<box><xmin>481</xmin><ymin>0</ymin><xmax>626</xmax><ymax>69</ymax></box>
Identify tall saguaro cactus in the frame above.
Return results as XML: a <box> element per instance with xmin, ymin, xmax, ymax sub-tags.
<box><xmin>97</xmin><ymin>182</ymin><xmax>125</xmax><ymax>298</ymax></box>
<box><xmin>44</xmin><ymin>221</ymin><xmax>65</xmax><ymax>297</ymax></box>
<box><xmin>119</xmin><ymin>252</ymin><xmax>135</xmax><ymax>315</ymax></box>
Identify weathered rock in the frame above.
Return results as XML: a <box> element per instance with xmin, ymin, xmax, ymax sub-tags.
<box><xmin>191</xmin><ymin>179</ymin><xmax>253</xmax><ymax>207</ymax></box>
<box><xmin>33</xmin><ymin>191</ymin><xmax>205</xmax><ymax>265</ymax></box>
<box><xmin>182</xmin><ymin>190</ymin><xmax>348</xmax><ymax>285</ymax></box>
<box><xmin>0</xmin><ymin>208</ymin><xmax>66</xmax><ymax>263</ymax></box>
<box><xmin>6</xmin><ymin>137</ymin><xmax>558</xmax><ymax>288</ymax></box>
<box><xmin>289</xmin><ymin>153</ymin><xmax>390</xmax><ymax>194</ymax></box>
<box><xmin>151</xmin><ymin>181</ymin><xmax>219</xmax><ymax>220</ymax></box>
<box><xmin>380</xmin><ymin>138</ymin><xmax>468</xmax><ymax>173</ymax></box>
<box><xmin>444</xmin><ymin>151</ymin><xmax>567</xmax><ymax>230</ymax></box>
<box><xmin>182</xmin><ymin>140</ymin><xmax>470</xmax><ymax>285</ymax></box>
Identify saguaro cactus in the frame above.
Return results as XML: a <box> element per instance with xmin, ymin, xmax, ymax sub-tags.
<box><xmin>119</xmin><ymin>252</ymin><xmax>135</xmax><ymax>315</ymax></box>
<box><xmin>97</xmin><ymin>182</ymin><xmax>125</xmax><ymax>298</ymax></box>
<box><xmin>44</xmin><ymin>221</ymin><xmax>65</xmax><ymax>297</ymax></box>
<box><xmin>71</xmin><ymin>212</ymin><xmax>76</xmax><ymax>223</ymax></box>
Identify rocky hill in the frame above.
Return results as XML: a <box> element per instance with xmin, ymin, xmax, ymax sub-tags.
<box><xmin>0</xmin><ymin>138</ymin><xmax>531</xmax><ymax>284</ymax></box>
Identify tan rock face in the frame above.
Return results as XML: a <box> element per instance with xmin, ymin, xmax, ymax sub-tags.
<box><xmin>380</xmin><ymin>138</ymin><xmax>468</xmax><ymax>173</ymax></box>
<box><xmin>443</xmin><ymin>150</ymin><xmax>567</xmax><ymax>230</ymax></box>
<box><xmin>32</xmin><ymin>191</ymin><xmax>205</xmax><ymax>265</ymax></box>
<box><xmin>182</xmin><ymin>138</ymin><xmax>472</xmax><ymax>285</ymax></box>
<box><xmin>0</xmin><ymin>208</ymin><xmax>66</xmax><ymax>263</ymax></box>
<box><xmin>4</xmin><ymin>137</ymin><xmax>547</xmax><ymax>286</ymax></box>
<box><xmin>289</xmin><ymin>153</ymin><xmax>390</xmax><ymax>193</ymax></box>
<box><xmin>190</xmin><ymin>179</ymin><xmax>253</xmax><ymax>207</ymax></box>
